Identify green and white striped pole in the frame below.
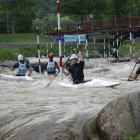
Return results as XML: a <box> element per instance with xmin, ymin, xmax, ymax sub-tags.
<box><xmin>86</xmin><ymin>34</ymin><xmax>89</xmax><ymax>67</ymax></box>
<box><xmin>94</xmin><ymin>37</ymin><xmax>96</xmax><ymax>53</ymax></box>
<box><xmin>113</xmin><ymin>37</ymin><xmax>115</xmax><ymax>58</ymax></box>
<box><xmin>108</xmin><ymin>39</ymin><xmax>110</xmax><ymax>65</ymax></box>
<box><xmin>130</xmin><ymin>26</ymin><xmax>132</xmax><ymax>65</ymax></box>
<box><xmin>104</xmin><ymin>35</ymin><xmax>105</xmax><ymax>58</ymax></box>
<box><xmin>83</xmin><ymin>41</ymin><xmax>84</xmax><ymax>52</ymax></box>
<box><xmin>64</xmin><ymin>39</ymin><xmax>66</xmax><ymax>58</ymax></box>
<box><xmin>133</xmin><ymin>30</ymin><xmax>135</xmax><ymax>58</ymax></box>
<box><xmin>84</xmin><ymin>40</ymin><xmax>86</xmax><ymax>57</ymax></box>
<box><xmin>120</xmin><ymin>36</ymin><xmax>122</xmax><ymax>46</ymax></box>
<box><xmin>117</xmin><ymin>32</ymin><xmax>119</xmax><ymax>65</ymax></box>
<box><xmin>77</xmin><ymin>38</ymin><xmax>79</xmax><ymax>49</ymax></box>
<box><xmin>71</xmin><ymin>42</ymin><xmax>72</xmax><ymax>54</ymax></box>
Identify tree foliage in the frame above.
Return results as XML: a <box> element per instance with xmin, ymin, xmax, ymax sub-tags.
<box><xmin>52</xmin><ymin>0</ymin><xmax>140</xmax><ymax>20</ymax></box>
<box><xmin>36</xmin><ymin>0</ymin><xmax>53</xmax><ymax>19</ymax></box>
<box><xmin>53</xmin><ymin>0</ymin><xmax>111</xmax><ymax>21</ymax></box>
<box><xmin>0</xmin><ymin>0</ymin><xmax>39</xmax><ymax>33</ymax></box>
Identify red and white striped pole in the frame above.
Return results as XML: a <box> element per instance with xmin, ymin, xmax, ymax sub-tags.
<box><xmin>57</xmin><ymin>0</ymin><xmax>63</xmax><ymax>80</ymax></box>
<box><xmin>46</xmin><ymin>39</ymin><xmax>48</xmax><ymax>58</ymax></box>
<box><xmin>79</xmin><ymin>26</ymin><xmax>81</xmax><ymax>54</ymax></box>
<box><xmin>37</xmin><ymin>28</ymin><xmax>41</xmax><ymax>74</ymax></box>
<box><xmin>51</xmin><ymin>37</ymin><xmax>53</xmax><ymax>54</ymax></box>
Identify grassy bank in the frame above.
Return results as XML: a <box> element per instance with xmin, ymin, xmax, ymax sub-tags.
<box><xmin>0</xmin><ymin>43</ymin><xmax>109</xmax><ymax>62</ymax></box>
<box><xmin>0</xmin><ymin>33</ymin><xmax>48</xmax><ymax>42</ymax></box>
<box><xmin>0</xmin><ymin>33</ymin><xmax>140</xmax><ymax>62</ymax></box>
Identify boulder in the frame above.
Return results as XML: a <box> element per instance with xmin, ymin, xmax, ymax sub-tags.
<box><xmin>95</xmin><ymin>92</ymin><xmax>140</xmax><ymax>140</ymax></box>
<box><xmin>1</xmin><ymin>60</ymin><xmax>16</xmax><ymax>68</ymax></box>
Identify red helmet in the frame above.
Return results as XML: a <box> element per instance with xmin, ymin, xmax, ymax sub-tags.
<box><xmin>49</xmin><ymin>54</ymin><xmax>53</xmax><ymax>59</ymax></box>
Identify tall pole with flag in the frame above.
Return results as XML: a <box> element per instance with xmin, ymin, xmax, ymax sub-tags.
<box><xmin>57</xmin><ymin>0</ymin><xmax>63</xmax><ymax>80</ymax></box>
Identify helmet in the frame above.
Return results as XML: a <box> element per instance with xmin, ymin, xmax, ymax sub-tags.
<box><xmin>70</xmin><ymin>54</ymin><xmax>78</xmax><ymax>60</ymax></box>
<box><xmin>49</xmin><ymin>54</ymin><xmax>53</xmax><ymax>59</ymax></box>
<box><xmin>18</xmin><ymin>55</ymin><xmax>23</xmax><ymax>61</ymax></box>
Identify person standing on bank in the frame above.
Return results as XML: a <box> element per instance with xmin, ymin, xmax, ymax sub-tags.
<box><xmin>11</xmin><ymin>55</ymin><xmax>32</xmax><ymax>76</ymax></box>
<box><xmin>112</xmin><ymin>48</ymin><xmax>117</xmax><ymax>58</ymax></box>
<box><xmin>63</xmin><ymin>48</ymin><xmax>85</xmax><ymax>84</ymax></box>
<box><xmin>129</xmin><ymin>58</ymin><xmax>140</xmax><ymax>79</ymax></box>
<box><xmin>46</xmin><ymin>54</ymin><xmax>60</xmax><ymax>75</ymax></box>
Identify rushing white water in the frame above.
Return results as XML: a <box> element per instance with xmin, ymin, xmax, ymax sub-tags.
<box><xmin>0</xmin><ymin>58</ymin><xmax>140</xmax><ymax>140</ymax></box>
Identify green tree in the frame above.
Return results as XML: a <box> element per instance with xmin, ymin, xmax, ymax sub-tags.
<box><xmin>36</xmin><ymin>0</ymin><xmax>53</xmax><ymax>19</ymax></box>
<box><xmin>53</xmin><ymin>0</ymin><xmax>111</xmax><ymax>22</ymax></box>
<box><xmin>105</xmin><ymin>0</ymin><xmax>140</xmax><ymax>18</ymax></box>
<box><xmin>0</xmin><ymin>0</ymin><xmax>39</xmax><ymax>34</ymax></box>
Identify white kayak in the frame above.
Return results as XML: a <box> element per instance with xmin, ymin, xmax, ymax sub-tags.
<box><xmin>118</xmin><ymin>78</ymin><xmax>140</xmax><ymax>81</ymax></box>
<box><xmin>0</xmin><ymin>74</ymin><xmax>36</xmax><ymax>81</ymax></box>
<box><xmin>58</xmin><ymin>79</ymin><xmax>120</xmax><ymax>88</ymax></box>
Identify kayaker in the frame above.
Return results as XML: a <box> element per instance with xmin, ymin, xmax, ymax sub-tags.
<box><xmin>46</xmin><ymin>54</ymin><xmax>60</xmax><ymax>75</ymax></box>
<box><xmin>63</xmin><ymin>48</ymin><xmax>84</xmax><ymax>84</ymax></box>
<box><xmin>129</xmin><ymin>58</ymin><xmax>140</xmax><ymax>79</ymax></box>
<box><xmin>11</xmin><ymin>55</ymin><xmax>32</xmax><ymax>76</ymax></box>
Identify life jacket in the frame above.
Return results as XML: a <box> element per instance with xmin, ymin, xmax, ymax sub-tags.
<box><xmin>16</xmin><ymin>62</ymin><xmax>27</xmax><ymax>76</ymax></box>
<box><xmin>69</xmin><ymin>62</ymin><xmax>84</xmax><ymax>84</ymax></box>
<box><xmin>47</xmin><ymin>60</ymin><xmax>56</xmax><ymax>73</ymax></box>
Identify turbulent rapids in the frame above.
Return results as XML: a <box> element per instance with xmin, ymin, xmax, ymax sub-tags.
<box><xmin>0</xmin><ymin>58</ymin><xmax>140</xmax><ymax>140</ymax></box>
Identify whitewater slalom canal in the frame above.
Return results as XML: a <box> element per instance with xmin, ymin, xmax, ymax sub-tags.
<box><xmin>0</xmin><ymin>58</ymin><xmax>140</xmax><ymax>140</ymax></box>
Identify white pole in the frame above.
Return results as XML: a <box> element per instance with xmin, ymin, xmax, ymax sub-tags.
<box><xmin>79</xmin><ymin>26</ymin><xmax>81</xmax><ymax>54</ymax></box>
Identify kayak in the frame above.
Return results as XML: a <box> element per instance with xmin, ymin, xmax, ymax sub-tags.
<box><xmin>0</xmin><ymin>74</ymin><xmax>36</xmax><ymax>81</ymax></box>
<box><xmin>44</xmin><ymin>72</ymin><xmax>57</xmax><ymax>76</ymax></box>
<box><xmin>58</xmin><ymin>79</ymin><xmax>120</xmax><ymax>88</ymax></box>
<box><xmin>118</xmin><ymin>78</ymin><xmax>140</xmax><ymax>81</ymax></box>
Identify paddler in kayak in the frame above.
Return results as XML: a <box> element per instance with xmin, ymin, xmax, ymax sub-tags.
<box><xmin>46</xmin><ymin>54</ymin><xmax>60</xmax><ymax>75</ymax></box>
<box><xmin>63</xmin><ymin>48</ymin><xmax>84</xmax><ymax>84</ymax></box>
<box><xmin>11</xmin><ymin>55</ymin><xmax>32</xmax><ymax>76</ymax></box>
<box><xmin>128</xmin><ymin>58</ymin><xmax>140</xmax><ymax>79</ymax></box>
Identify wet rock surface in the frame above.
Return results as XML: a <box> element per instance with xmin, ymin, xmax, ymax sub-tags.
<box><xmin>96</xmin><ymin>92</ymin><xmax>140</xmax><ymax>140</ymax></box>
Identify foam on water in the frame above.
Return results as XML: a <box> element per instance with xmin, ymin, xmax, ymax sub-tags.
<box><xmin>0</xmin><ymin>58</ymin><xmax>140</xmax><ymax>140</ymax></box>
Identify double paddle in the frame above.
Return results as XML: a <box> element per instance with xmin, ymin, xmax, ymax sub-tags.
<box><xmin>128</xmin><ymin>63</ymin><xmax>136</xmax><ymax>81</ymax></box>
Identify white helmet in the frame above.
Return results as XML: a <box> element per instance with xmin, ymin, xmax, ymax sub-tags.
<box><xmin>70</xmin><ymin>54</ymin><xmax>78</xmax><ymax>60</ymax></box>
<box><xmin>18</xmin><ymin>55</ymin><xmax>23</xmax><ymax>61</ymax></box>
